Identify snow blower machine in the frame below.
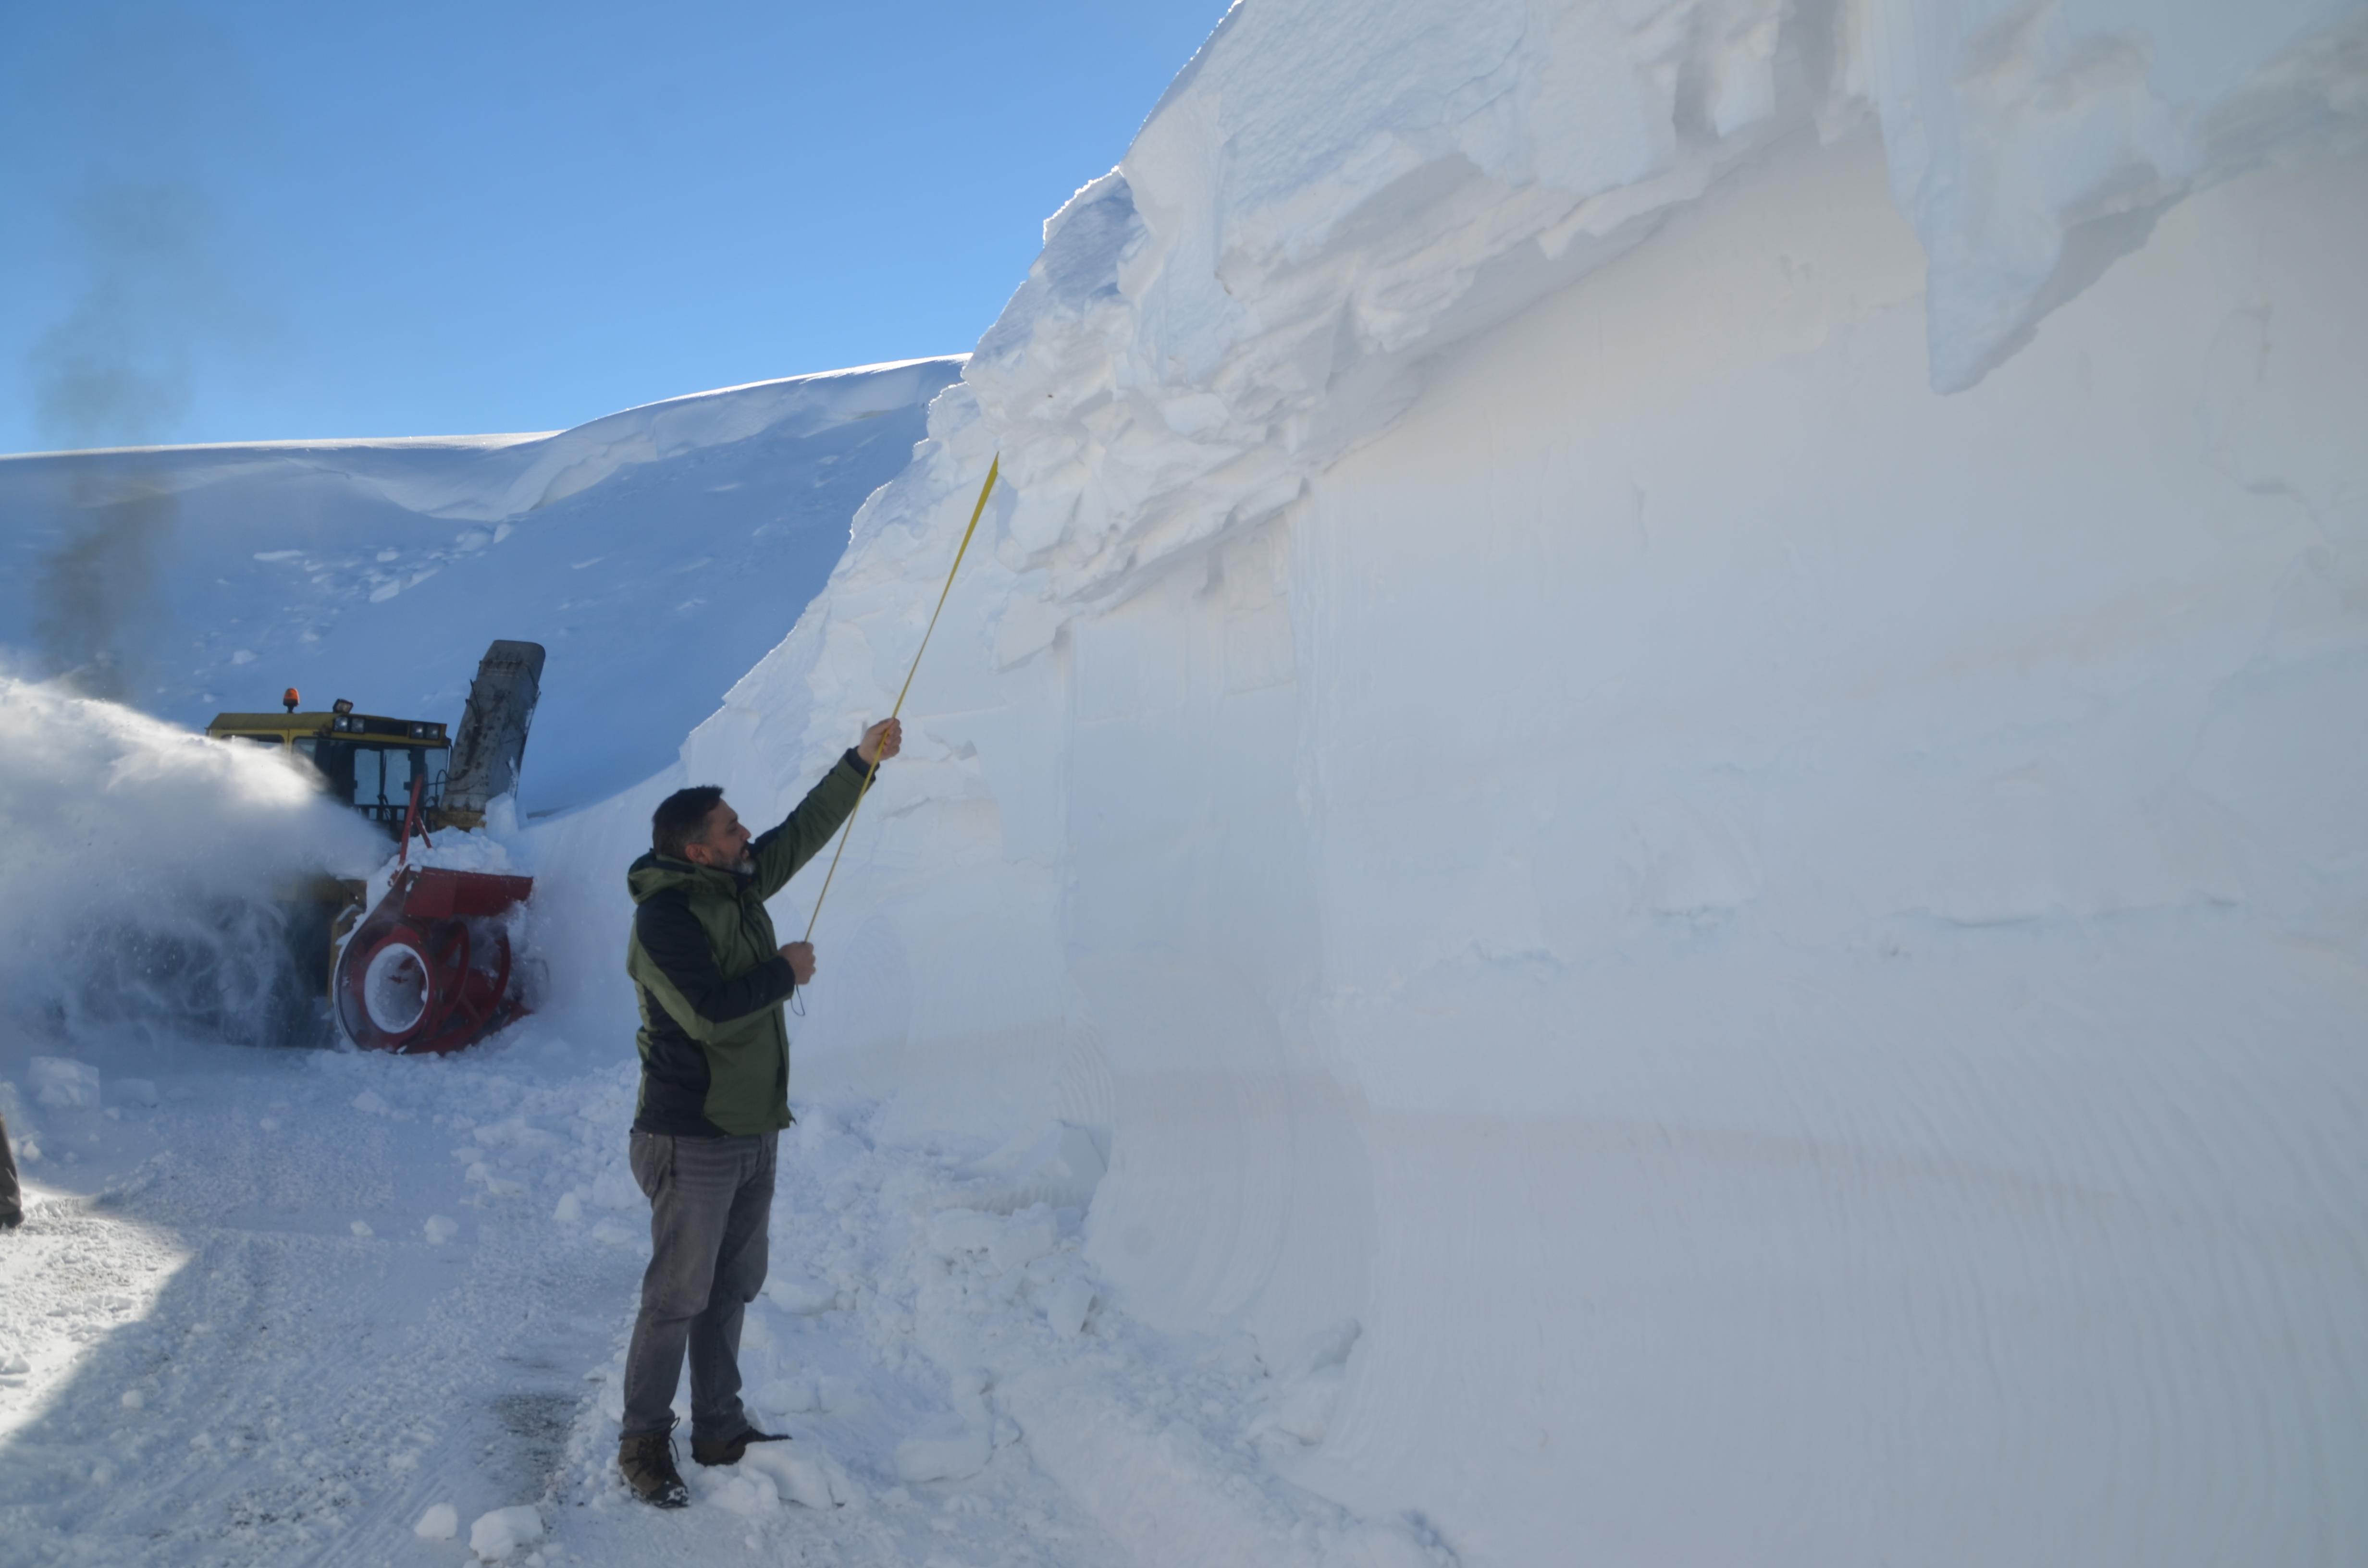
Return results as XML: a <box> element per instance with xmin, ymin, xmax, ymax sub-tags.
<box><xmin>206</xmin><ymin>640</ymin><xmax>545</xmax><ymax>1054</ymax></box>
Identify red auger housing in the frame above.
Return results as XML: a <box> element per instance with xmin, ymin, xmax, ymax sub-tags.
<box><xmin>334</xmin><ymin>867</ymin><xmax>535</xmax><ymax>1054</ymax></box>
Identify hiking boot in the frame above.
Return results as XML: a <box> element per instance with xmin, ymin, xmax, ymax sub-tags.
<box><xmin>691</xmin><ymin>1425</ymin><xmax>789</xmax><ymax>1467</ymax></box>
<box><xmin>618</xmin><ymin>1423</ymin><xmax>690</xmax><ymax>1508</ymax></box>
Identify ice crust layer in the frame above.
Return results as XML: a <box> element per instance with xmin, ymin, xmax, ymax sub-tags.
<box><xmin>524</xmin><ymin>2</ymin><xmax>2368</xmax><ymax>1564</ymax></box>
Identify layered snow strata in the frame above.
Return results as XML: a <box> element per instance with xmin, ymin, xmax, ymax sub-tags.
<box><xmin>963</xmin><ymin>0</ymin><xmax>2368</xmax><ymax>605</ymax></box>
<box><xmin>1854</xmin><ymin>0</ymin><xmax>2368</xmax><ymax>388</ymax></box>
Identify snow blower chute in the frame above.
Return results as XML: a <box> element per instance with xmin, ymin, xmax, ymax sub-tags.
<box><xmin>207</xmin><ymin>640</ymin><xmax>546</xmax><ymax>1054</ymax></box>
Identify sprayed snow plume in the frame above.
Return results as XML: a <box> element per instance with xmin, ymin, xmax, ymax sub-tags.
<box><xmin>0</xmin><ymin>676</ymin><xmax>381</xmax><ymax>1050</ymax></box>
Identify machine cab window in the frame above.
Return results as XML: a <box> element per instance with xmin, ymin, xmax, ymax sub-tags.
<box><xmin>314</xmin><ymin>738</ymin><xmax>451</xmax><ymax>826</ymax></box>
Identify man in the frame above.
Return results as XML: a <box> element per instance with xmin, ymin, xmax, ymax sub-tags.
<box><xmin>616</xmin><ymin>717</ymin><xmax>900</xmax><ymax>1508</ymax></box>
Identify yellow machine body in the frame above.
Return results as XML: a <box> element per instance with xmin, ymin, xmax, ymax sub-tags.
<box><xmin>203</xmin><ymin>710</ymin><xmax>487</xmax><ymax>832</ymax></box>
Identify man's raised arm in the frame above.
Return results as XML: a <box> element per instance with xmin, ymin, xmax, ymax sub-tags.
<box><xmin>748</xmin><ymin>718</ymin><xmax>901</xmax><ymax>900</ymax></box>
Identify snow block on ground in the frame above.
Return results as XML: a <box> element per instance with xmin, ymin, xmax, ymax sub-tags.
<box><xmin>27</xmin><ymin>1059</ymin><xmax>99</xmax><ymax>1110</ymax></box>
<box><xmin>468</xmin><ymin>1504</ymin><xmax>542</xmax><ymax>1560</ymax></box>
<box><xmin>894</xmin><ymin>1429</ymin><xmax>992</xmax><ymax>1484</ymax></box>
<box><xmin>741</xmin><ymin>1442</ymin><xmax>842</xmax><ymax>1510</ymax></box>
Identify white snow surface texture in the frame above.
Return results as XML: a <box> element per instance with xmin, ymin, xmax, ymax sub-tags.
<box><xmin>0</xmin><ymin>356</ymin><xmax>964</xmax><ymax>813</ymax></box>
<box><xmin>4</xmin><ymin>2</ymin><xmax>2368</xmax><ymax>1566</ymax></box>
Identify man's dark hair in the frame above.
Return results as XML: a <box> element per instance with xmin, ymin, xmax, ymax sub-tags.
<box><xmin>652</xmin><ymin>785</ymin><xmax>727</xmax><ymax>860</ymax></box>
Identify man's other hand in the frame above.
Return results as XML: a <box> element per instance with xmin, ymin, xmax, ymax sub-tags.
<box><xmin>858</xmin><ymin>718</ymin><xmax>902</xmax><ymax>765</ymax></box>
<box><xmin>780</xmin><ymin>942</ymin><xmax>816</xmax><ymax>985</ymax></box>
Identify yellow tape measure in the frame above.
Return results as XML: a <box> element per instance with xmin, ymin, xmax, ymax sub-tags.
<box><xmin>802</xmin><ymin>455</ymin><xmax>1000</xmax><ymax>942</ymax></box>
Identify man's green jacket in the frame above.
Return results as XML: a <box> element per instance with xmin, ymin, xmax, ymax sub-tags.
<box><xmin>625</xmin><ymin>750</ymin><xmax>870</xmax><ymax>1137</ymax></box>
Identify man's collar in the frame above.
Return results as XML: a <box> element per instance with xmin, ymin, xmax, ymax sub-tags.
<box><xmin>654</xmin><ymin>852</ymin><xmax>752</xmax><ymax>882</ymax></box>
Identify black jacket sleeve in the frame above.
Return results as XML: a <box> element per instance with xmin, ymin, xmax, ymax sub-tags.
<box><xmin>633</xmin><ymin>888</ymin><xmax>797</xmax><ymax>1026</ymax></box>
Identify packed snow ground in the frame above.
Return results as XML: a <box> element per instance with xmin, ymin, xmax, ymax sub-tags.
<box><xmin>0</xmin><ymin>994</ymin><xmax>1432</xmax><ymax>1567</ymax></box>
<box><xmin>0</xmin><ymin>1026</ymin><xmax>1117</xmax><ymax>1566</ymax></box>
<box><xmin>5</xmin><ymin>1</ymin><xmax>2368</xmax><ymax>1566</ymax></box>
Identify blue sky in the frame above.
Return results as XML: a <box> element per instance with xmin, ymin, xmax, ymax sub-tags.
<box><xmin>0</xmin><ymin>1</ymin><xmax>1231</xmax><ymax>455</ymax></box>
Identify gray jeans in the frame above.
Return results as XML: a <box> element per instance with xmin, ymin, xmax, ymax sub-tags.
<box><xmin>620</xmin><ymin>1129</ymin><xmax>776</xmax><ymax>1439</ymax></box>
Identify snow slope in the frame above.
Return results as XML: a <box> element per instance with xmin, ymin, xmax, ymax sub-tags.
<box><xmin>0</xmin><ymin>356</ymin><xmax>963</xmax><ymax>813</ymax></box>
<box><xmin>4</xmin><ymin>2</ymin><xmax>2367</xmax><ymax>1567</ymax></box>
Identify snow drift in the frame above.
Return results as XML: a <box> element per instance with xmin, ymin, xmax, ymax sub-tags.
<box><xmin>522</xmin><ymin>2</ymin><xmax>2368</xmax><ymax>1563</ymax></box>
<box><xmin>0</xmin><ymin>357</ymin><xmax>964</xmax><ymax>812</ymax></box>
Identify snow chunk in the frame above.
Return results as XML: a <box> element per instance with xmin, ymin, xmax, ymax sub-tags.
<box><xmin>467</xmin><ymin>1504</ymin><xmax>542</xmax><ymax>1560</ymax></box>
<box><xmin>896</xmin><ymin>1370</ymin><xmax>995</xmax><ymax>1482</ymax></box>
<box><xmin>423</xmin><ymin>1215</ymin><xmax>459</xmax><ymax>1245</ymax></box>
<box><xmin>925</xmin><ymin>1203</ymin><xmax>1059</xmax><ymax>1272</ymax></box>
<box><xmin>743</xmin><ymin>1442</ymin><xmax>845</xmax><ymax>1509</ymax></box>
<box><xmin>28</xmin><ymin>1058</ymin><xmax>99</xmax><ymax>1109</ymax></box>
<box><xmin>705</xmin><ymin>1471</ymin><xmax>778</xmax><ymax>1518</ymax></box>
<box><xmin>959</xmin><ymin>1123</ymin><xmax>1107</xmax><ymax>1213</ymax></box>
<box><xmin>762</xmin><ymin>1274</ymin><xmax>838</xmax><ymax>1315</ymax></box>
<box><xmin>1254</xmin><ymin>1365</ymin><xmax>1345</xmax><ymax>1446</ymax></box>
<box><xmin>1042</xmin><ymin>1277</ymin><xmax>1097</xmax><ymax>1338</ymax></box>
<box><xmin>413</xmin><ymin>1502</ymin><xmax>458</xmax><ymax>1540</ymax></box>
<box><xmin>894</xmin><ymin>1430</ymin><xmax>991</xmax><ymax>1484</ymax></box>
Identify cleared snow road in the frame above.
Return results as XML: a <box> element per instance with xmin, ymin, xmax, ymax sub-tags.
<box><xmin>0</xmin><ymin>1025</ymin><xmax>1418</xmax><ymax>1568</ymax></box>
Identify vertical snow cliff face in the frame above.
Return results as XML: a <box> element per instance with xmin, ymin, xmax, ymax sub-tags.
<box><xmin>603</xmin><ymin>2</ymin><xmax>2368</xmax><ymax>1562</ymax></box>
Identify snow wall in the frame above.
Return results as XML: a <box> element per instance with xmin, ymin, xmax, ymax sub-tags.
<box><xmin>538</xmin><ymin>2</ymin><xmax>2368</xmax><ymax>1561</ymax></box>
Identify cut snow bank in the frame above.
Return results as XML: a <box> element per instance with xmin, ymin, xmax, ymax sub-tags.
<box><xmin>544</xmin><ymin>2</ymin><xmax>2368</xmax><ymax>1564</ymax></box>
<box><xmin>961</xmin><ymin>0</ymin><xmax>2368</xmax><ymax>607</ymax></box>
<box><xmin>0</xmin><ymin>357</ymin><xmax>964</xmax><ymax>812</ymax></box>
<box><xmin>0</xmin><ymin>676</ymin><xmax>384</xmax><ymax>1053</ymax></box>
